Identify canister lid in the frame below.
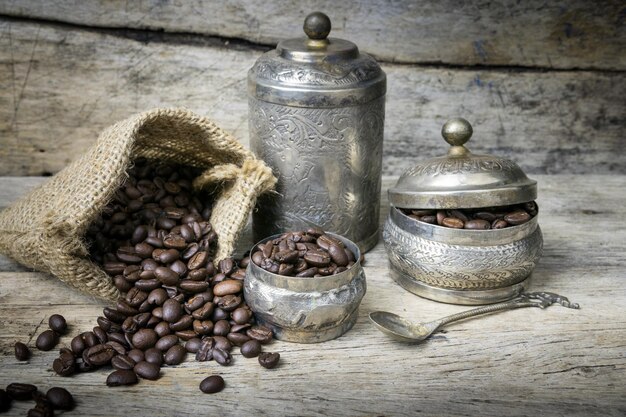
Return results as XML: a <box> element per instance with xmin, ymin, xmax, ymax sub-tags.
<box><xmin>248</xmin><ymin>12</ymin><xmax>386</xmax><ymax>107</ymax></box>
<box><xmin>389</xmin><ymin>118</ymin><xmax>537</xmax><ymax>209</ymax></box>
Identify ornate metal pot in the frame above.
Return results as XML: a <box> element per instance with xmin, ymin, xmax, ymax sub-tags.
<box><xmin>244</xmin><ymin>233</ymin><xmax>366</xmax><ymax>343</ymax></box>
<box><xmin>248</xmin><ymin>12</ymin><xmax>386</xmax><ymax>253</ymax></box>
<box><xmin>383</xmin><ymin>118</ymin><xmax>543</xmax><ymax>305</ymax></box>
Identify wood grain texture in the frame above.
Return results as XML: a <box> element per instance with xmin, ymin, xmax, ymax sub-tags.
<box><xmin>1</xmin><ymin>19</ymin><xmax>624</xmax><ymax>177</ymax></box>
<box><xmin>1</xmin><ymin>0</ymin><xmax>625</xmax><ymax>70</ymax></box>
<box><xmin>0</xmin><ymin>175</ymin><xmax>625</xmax><ymax>417</ymax></box>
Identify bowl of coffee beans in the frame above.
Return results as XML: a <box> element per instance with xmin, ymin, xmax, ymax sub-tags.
<box><xmin>244</xmin><ymin>229</ymin><xmax>366</xmax><ymax>343</ymax></box>
<box><xmin>383</xmin><ymin>118</ymin><xmax>543</xmax><ymax>305</ymax></box>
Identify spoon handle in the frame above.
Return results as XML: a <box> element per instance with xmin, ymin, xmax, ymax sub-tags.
<box><xmin>434</xmin><ymin>291</ymin><xmax>580</xmax><ymax>328</ymax></box>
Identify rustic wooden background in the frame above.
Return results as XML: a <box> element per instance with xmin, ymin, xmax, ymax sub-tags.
<box><xmin>0</xmin><ymin>0</ymin><xmax>625</xmax><ymax>176</ymax></box>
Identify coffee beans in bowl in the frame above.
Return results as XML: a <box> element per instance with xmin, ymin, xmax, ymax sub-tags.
<box><xmin>245</xmin><ymin>230</ymin><xmax>366</xmax><ymax>343</ymax></box>
<box><xmin>400</xmin><ymin>201</ymin><xmax>538</xmax><ymax>230</ymax></box>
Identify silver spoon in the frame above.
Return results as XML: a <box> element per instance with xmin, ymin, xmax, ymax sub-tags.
<box><xmin>369</xmin><ymin>291</ymin><xmax>580</xmax><ymax>343</ymax></box>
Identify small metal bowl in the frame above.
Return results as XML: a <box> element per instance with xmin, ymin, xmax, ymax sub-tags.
<box><xmin>383</xmin><ymin>207</ymin><xmax>543</xmax><ymax>305</ymax></box>
<box><xmin>244</xmin><ymin>232</ymin><xmax>366</xmax><ymax>343</ymax></box>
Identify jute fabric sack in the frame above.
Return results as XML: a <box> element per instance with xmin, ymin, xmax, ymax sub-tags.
<box><xmin>0</xmin><ymin>108</ymin><xmax>276</xmax><ymax>301</ymax></box>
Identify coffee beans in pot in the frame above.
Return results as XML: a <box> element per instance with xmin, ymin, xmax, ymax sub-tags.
<box><xmin>45</xmin><ymin>159</ymin><xmax>280</xmax><ymax>394</ymax></box>
<box><xmin>401</xmin><ymin>201</ymin><xmax>538</xmax><ymax>230</ymax></box>
<box><xmin>251</xmin><ymin>229</ymin><xmax>359</xmax><ymax>277</ymax></box>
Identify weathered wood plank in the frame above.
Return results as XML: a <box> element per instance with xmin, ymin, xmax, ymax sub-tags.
<box><xmin>1</xmin><ymin>0</ymin><xmax>624</xmax><ymax>70</ymax></box>
<box><xmin>0</xmin><ymin>175</ymin><xmax>624</xmax><ymax>416</ymax></box>
<box><xmin>0</xmin><ymin>19</ymin><xmax>624</xmax><ymax>177</ymax></box>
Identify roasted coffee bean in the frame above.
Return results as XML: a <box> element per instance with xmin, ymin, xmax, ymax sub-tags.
<box><xmin>147</xmin><ymin>288</ymin><xmax>168</xmax><ymax>306</ymax></box>
<box><xmin>504</xmin><ymin>210</ymin><xmax>531</xmax><ymax>225</ymax></box>
<box><xmin>179</xmin><ymin>280</ymin><xmax>209</xmax><ymax>293</ymax></box>
<box><xmin>53</xmin><ymin>351</ymin><xmax>76</xmax><ymax>376</ymax></box>
<box><xmin>96</xmin><ymin>316</ymin><xmax>113</xmax><ymax>332</ymax></box>
<box><xmin>126</xmin><ymin>288</ymin><xmax>148</xmax><ymax>307</ymax></box>
<box><xmin>240</xmin><ymin>340</ymin><xmax>262</xmax><ymax>358</ymax></box>
<box><xmin>196</xmin><ymin>338</ymin><xmax>214</xmax><ymax>362</ymax></box>
<box><xmin>131</xmin><ymin>329</ymin><xmax>158</xmax><ymax>350</ymax></box>
<box><xmin>187</xmin><ymin>267</ymin><xmax>208</xmax><ymax>281</ymax></box>
<box><xmin>162</xmin><ymin>299</ymin><xmax>183</xmax><ymax>323</ymax></box>
<box><xmin>175</xmin><ymin>330</ymin><xmax>197</xmax><ymax>341</ymax></box>
<box><xmin>156</xmin><ymin>334</ymin><xmax>179</xmax><ymax>351</ymax></box>
<box><xmin>230</xmin><ymin>323</ymin><xmax>251</xmax><ymax>333</ymax></box>
<box><xmin>169</xmin><ymin>314</ymin><xmax>193</xmax><ymax>332</ymax></box>
<box><xmin>48</xmin><ymin>314</ymin><xmax>68</xmax><ymax>334</ymax></box>
<box><xmin>199</xmin><ymin>375</ymin><xmax>225</xmax><ymax>394</ymax></box>
<box><xmin>107</xmin><ymin>332</ymin><xmax>128</xmax><ymax>347</ymax></box>
<box><xmin>85</xmin><ymin>344</ymin><xmax>116</xmax><ymax>366</ymax></box>
<box><xmin>133</xmin><ymin>361</ymin><xmax>161</xmax><ymax>381</ymax></box>
<box><xmin>259</xmin><ymin>257</ymin><xmax>280</xmax><ymax>273</ymax></box>
<box><xmin>155</xmin><ymin>267</ymin><xmax>180</xmax><ymax>286</ymax></box>
<box><xmin>231</xmin><ymin>307</ymin><xmax>252</xmax><ymax>325</ymax></box>
<box><xmin>442</xmin><ymin>217</ymin><xmax>465</xmax><ymax>228</ymax></box>
<box><xmin>247</xmin><ymin>326</ymin><xmax>273</xmax><ymax>344</ymax></box>
<box><xmin>93</xmin><ymin>326</ymin><xmax>108</xmax><ymax>344</ymax></box>
<box><xmin>258</xmin><ymin>352</ymin><xmax>280</xmax><ymax>369</ymax></box>
<box><xmin>192</xmin><ymin>302</ymin><xmax>214</xmax><ymax>320</ymax></box>
<box><xmin>213</xmin><ymin>320</ymin><xmax>231</xmax><ymax>336</ymax></box>
<box><xmin>465</xmin><ymin>219</ymin><xmax>491</xmax><ymax>230</ymax></box>
<box><xmin>164</xmin><ymin>344</ymin><xmax>187</xmax><ymax>365</ymax></box>
<box><xmin>218</xmin><ymin>258</ymin><xmax>235</xmax><ymax>275</ymax></box>
<box><xmin>185</xmin><ymin>338</ymin><xmax>202</xmax><ymax>353</ymax></box>
<box><xmin>251</xmin><ymin>251</ymin><xmax>264</xmax><ymax>266</ymax></box>
<box><xmin>6</xmin><ymin>383</ymin><xmax>37</xmax><ymax>400</ymax></box>
<box><xmin>213</xmin><ymin>279</ymin><xmax>243</xmax><ymax>296</ymax></box>
<box><xmin>111</xmin><ymin>354</ymin><xmax>136</xmax><ymax>371</ymax></box>
<box><xmin>113</xmin><ymin>275</ymin><xmax>134</xmax><ymax>292</ymax></box>
<box><xmin>106</xmin><ymin>340</ymin><xmax>128</xmax><ymax>355</ymax></box>
<box><xmin>104</xmin><ymin>261</ymin><xmax>126</xmax><ymax>275</ymax></box>
<box><xmin>327</xmin><ymin>244</ymin><xmax>349</xmax><ymax>267</ymax></box>
<box><xmin>14</xmin><ymin>341</ymin><xmax>30</xmax><ymax>361</ymax></box>
<box><xmin>492</xmin><ymin>219</ymin><xmax>508</xmax><ymax>229</ymax></box>
<box><xmin>103</xmin><ymin>307</ymin><xmax>127</xmax><ymax>324</ymax></box>
<box><xmin>304</xmin><ymin>250</ymin><xmax>331</xmax><ymax>267</ymax></box>
<box><xmin>296</xmin><ymin>267</ymin><xmax>318</xmax><ymax>277</ymax></box>
<box><xmin>144</xmin><ymin>348</ymin><xmax>164</xmax><ymax>366</ymax></box>
<box><xmin>212</xmin><ymin>336</ymin><xmax>232</xmax><ymax>352</ymax></box>
<box><xmin>474</xmin><ymin>211</ymin><xmax>497</xmax><ymax>222</ymax></box>
<box><xmin>35</xmin><ymin>330</ymin><xmax>58</xmax><ymax>351</ymax></box>
<box><xmin>213</xmin><ymin>347</ymin><xmax>232</xmax><ymax>366</ymax></box>
<box><xmin>154</xmin><ymin>321</ymin><xmax>172</xmax><ymax>338</ymax></box>
<box><xmin>127</xmin><ymin>349</ymin><xmax>145</xmax><ymax>364</ymax></box>
<box><xmin>187</xmin><ymin>251</ymin><xmax>208</xmax><ymax>270</ymax></box>
<box><xmin>193</xmin><ymin>319</ymin><xmax>214</xmax><ymax>336</ymax></box>
<box><xmin>227</xmin><ymin>332</ymin><xmax>251</xmax><ymax>347</ymax></box>
<box><xmin>106</xmin><ymin>370</ymin><xmax>138</xmax><ymax>386</ymax></box>
<box><xmin>46</xmin><ymin>387</ymin><xmax>74</xmax><ymax>410</ymax></box>
<box><xmin>217</xmin><ymin>294</ymin><xmax>242</xmax><ymax>312</ymax></box>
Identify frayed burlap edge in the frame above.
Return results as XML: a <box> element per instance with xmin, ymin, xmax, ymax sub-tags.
<box><xmin>0</xmin><ymin>108</ymin><xmax>276</xmax><ymax>301</ymax></box>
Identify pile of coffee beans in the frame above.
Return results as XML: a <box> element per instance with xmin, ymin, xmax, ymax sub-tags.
<box><xmin>401</xmin><ymin>201</ymin><xmax>538</xmax><ymax>230</ymax></box>
<box><xmin>52</xmin><ymin>159</ymin><xmax>279</xmax><ymax>393</ymax></box>
<box><xmin>0</xmin><ymin>383</ymin><xmax>73</xmax><ymax>415</ymax></box>
<box><xmin>251</xmin><ymin>229</ymin><xmax>359</xmax><ymax>277</ymax></box>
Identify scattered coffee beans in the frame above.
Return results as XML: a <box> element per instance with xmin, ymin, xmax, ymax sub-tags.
<box><xmin>48</xmin><ymin>314</ymin><xmax>68</xmax><ymax>334</ymax></box>
<box><xmin>14</xmin><ymin>341</ymin><xmax>30</xmax><ymax>361</ymax></box>
<box><xmin>199</xmin><ymin>375</ymin><xmax>225</xmax><ymax>394</ymax></box>
<box><xmin>6</xmin><ymin>383</ymin><xmax>37</xmax><ymax>401</ymax></box>
<box><xmin>35</xmin><ymin>330</ymin><xmax>58</xmax><ymax>352</ymax></box>
<box><xmin>45</xmin><ymin>387</ymin><xmax>74</xmax><ymax>410</ymax></box>
<box><xmin>251</xmin><ymin>228</ymin><xmax>359</xmax><ymax>277</ymax></box>
<box><xmin>49</xmin><ymin>159</ymin><xmax>279</xmax><ymax>393</ymax></box>
<box><xmin>401</xmin><ymin>201</ymin><xmax>538</xmax><ymax>230</ymax></box>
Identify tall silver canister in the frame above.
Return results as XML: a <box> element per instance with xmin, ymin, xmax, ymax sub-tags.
<box><xmin>248</xmin><ymin>12</ymin><xmax>386</xmax><ymax>253</ymax></box>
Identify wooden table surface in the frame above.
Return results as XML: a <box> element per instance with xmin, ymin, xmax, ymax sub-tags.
<box><xmin>0</xmin><ymin>175</ymin><xmax>624</xmax><ymax>417</ymax></box>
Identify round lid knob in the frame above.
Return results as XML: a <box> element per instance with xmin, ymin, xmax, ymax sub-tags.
<box><xmin>303</xmin><ymin>12</ymin><xmax>331</xmax><ymax>40</ymax></box>
<box><xmin>442</xmin><ymin>118</ymin><xmax>473</xmax><ymax>147</ymax></box>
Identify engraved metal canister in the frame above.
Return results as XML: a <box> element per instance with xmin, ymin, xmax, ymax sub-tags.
<box><xmin>248</xmin><ymin>12</ymin><xmax>386</xmax><ymax>253</ymax></box>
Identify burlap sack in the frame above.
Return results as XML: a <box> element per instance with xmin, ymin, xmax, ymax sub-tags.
<box><xmin>0</xmin><ymin>108</ymin><xmax>276</xmax><ymax>301</ymax></box>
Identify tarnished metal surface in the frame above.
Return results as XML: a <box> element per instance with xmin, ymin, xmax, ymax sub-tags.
<box><xmin>244</xmin><ymin>233</ymin><xmax>366</xmax><ymax>343</ymax></box>
<box><xmin>248</xmin><ymin>12</ymin><xmax>386</xmax><ymax>253</ymax></box>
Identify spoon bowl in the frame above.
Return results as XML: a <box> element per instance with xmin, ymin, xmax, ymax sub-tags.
<box><xmin>369</xmin><ymin>311</ymin><xmax>433</xmax><ymax>342</ymax></box>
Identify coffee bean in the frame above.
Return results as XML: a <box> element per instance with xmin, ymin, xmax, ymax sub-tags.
<box><xmin>154</xmin><ymin>321</ymin><xmax>172</xmax><ymax>338</ymax></box>
<box><xmin>240</xmin><ymin>340</ymin><xmax>262</xmax><ymax>358</ymax></box>
<box><xmin>85</xmin><ymin>344</ymin><xmax>116</xmax><ymax>366</ymax></box>
<box><xmin>175</xmin><ymin>330</ymin><xmax>197</xmax><ymax>340</ymax></box>
<box><xmin>14</xmin><ymin>342</ymin><xmax>30</xmax><ymax>361</ymax></box>
<box><xmin>106</xmin><ymin>340</ymin><xmax>128</xmax><ymax>355</ymax></box>
<box><xmin>132</xmin><ymin>329</ymin><xmax>158</xmax><ymax>350</ymax></box>
<box><xmin>199</xmin><ymin>375</ymin><xmax>225</xmax><ymax>394</ymax></box>
<box><xmin>111</xmin><ymin>354</ymin><xmax>136</xmax><ymax>371</ymax></box>
<box><xmin>27</xmin><ymin>404</ymin><xmax>54</xmax><ymax>417</ymax></box>
<box><xmin>133</xmin><ymin>361</ymin><xmax>161</xmax><ymax>381</ymax></box>
<box><xmin>192</xmin><ymin>302</ymin><xmax>214</xmax><ymax>320</ymax></box>
<box><xmin>327</xmin><ymin>244</ymin><xmax>349</xmax><ymax>267</ymax></box>
<box><xmin>213</xmin><ymin>280</ymin><xmax>243</xmax><ymax>296</ymax></box>
<box><xmin>504</xmin><ymin>209</ymin><xmax>531</xmax><ymax>225</ymax></box>
<box><xmin>147</xmin><ymin>288</ymin><xmax>168</xmax><ymax>306</ymax></box>
<box><xmin>127</xmin><ymin>349</ymin><xmax>145</xmax><ymax>364</ymax></box>
<box><xmin>154</xmin><ymin>334</ymin><xmax>178</xmax><ymax>352</ymax></box>
<box><xmin>53</xmin><ymin>352</ymin><xmax>76</xmax><ymax>376</ymax></box>
<box><xmin>247</xmin><ymin>326</ymin><xmax>273</xmax><ymax>344</ymax></box>
<box><xmin>46</xmin><ymin>387</ymin><xmax>74</xmax><ymax>410</ymax></box>
<box><xmin>304</xmin><ymin>250</ymin><xmax>331</xmax><ymax>267</ymax></box>
<box><xmin>103</xmin><ymin>307</ymin><xmax>127</xmax><ymax>324</ymax></box>
<box><xmin>164</xmin><ymin>344</ymin><xmax>187</xmax><ymax>365</ymax></box>
<box><xmin>144</xmin><ymin>348</ymin><xmax>164</xmax><ymax>366</ymax></box>
<box><xmin>179</xmin><ymin>280</ymin><xmax>209</xmax><ymax>293</ymax></box>
<box><xmin>442</xmin><ymin>217</ymin><xmax>465</xmax><ymax>228</ymax></box>
<box><xmin>162</xmin><ymin>298</ymin><xmax>183</xmax><ymax>323</ymax></box>
<box><xmin>6</xmin><ymin>383</ymin><xmax>37</xmax><ymax>400</ymax></box>
<box><xmin>185</xmin><ymin>338</ymin><xmax>202</xmax><ymax>353</ymax></box>
<box><xmin>231</xmin><ymin>307</ymin><xmax>252</xmax><ymax>325</ymax></box>
<box><xmin>218</xmin><ymin>258</ymin><xmax>235</xmax><ymax>275</ymax></box>
<box><xmin>296</xmin><ymin>267</ymin><xmax>318</xmax><ymax>277</ymax></box>
<box><xmin>155</xmin><ymin>267</ymin><xmax>180</xmax><ymax>286</ymax></box>
<box><xmin>48</xmin><ymin>314</ymin><xmax>67</xmax><ymax>334</ymax></box>
<box><xmin>492</xmin><ymin>219</ymin><xmax>508</xmax><ymax>229</ymax></box>
<box><xmin>213</xmin><ymin>320</ymin><xmax>231</xmax><ymax>336</ymax></box>
<box><xmin>226</xmin><ymin>332</ymin><xmax>250</xmax><ymax>347</ymax></box>
<box><xmin>465</xmin><ymin>219</ymin><xmax>491</xmax><ymax>230</ymax></box>
<box><xmin>258</xmin><ymin>352</ymin><xmax>280</xmax><ymax>369</ymax></box>
<box><xmin>106</xmin><ymin>370</ymin><xmax>138</xmax><ymax>386</ymax></box>
<box><xmin>213</xmin><ymin>336</ymin><xmax>232</xmax><ymax>352</ymax></box>
<box><xmin>169</xmin><ymin>314</ymin><xmax>193</xmax><ymax>332</ymax></box>
<box><xmin>213</xmin><ymin>347</ymin><xmax>232</xmax><ymax>366</ymax></box>
<box><xmin>196</xmin><ymin>338</ymin><xmax>214</xmax><ymax>362</ymax></box>
<box><xmin>35</xmin><ymin>330</ymin><xmax>58</xmax><ymax>351</ymax></box>
<box><xmin>187</xmin><ymin>251</ymin><xmax>208</xmax><ymax>270</ymax></box>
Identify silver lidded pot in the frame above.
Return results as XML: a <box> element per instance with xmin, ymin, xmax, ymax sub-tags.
<box><xmin>383</xmin><ymin>118</ymin><xmax>543</xmax><ymax>305</ymax></box>
<box><xmin>244</xmin><ymin>233</ymin><xmax>366</xmax><ymax>343</ymax></box>
<box><xmin>248</xmin><ymin>12</ymin><xmax>386</xmax><ymax>253</ymax></box>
